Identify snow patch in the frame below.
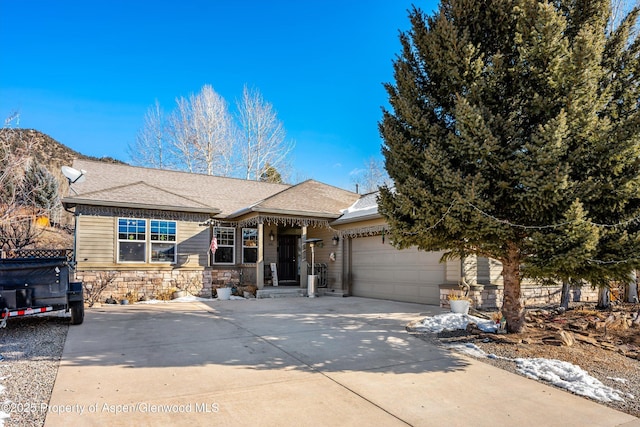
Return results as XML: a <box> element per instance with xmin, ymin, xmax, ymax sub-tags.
<box><xmin>419</xmin><ymin>313</ymin><xmax>628</xmax><ymax>403</ymax></box>
<box><xmin>414</xmin><ymin>312</ymin><xmax>498</xmax><ymax>333</ymax></box>
<box><xmin>515</xmin><ymin>358</ymin><xmax>625</xmax><ymax>402</ymax></box>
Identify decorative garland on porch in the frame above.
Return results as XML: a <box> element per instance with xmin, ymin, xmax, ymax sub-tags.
<box><xmin>236</xmin><ymin>215</ymin><xmax>332</xmax><ymax>229</ymax></box>
<box><xmin>77</xmin><ymin>205</ymin><xmax>210</xmax><ymax>223</ymax></box>
<box><xmin>338</xmin><ymin>224</ymin><xmax>388</xmax><ymax>239</ymax></box>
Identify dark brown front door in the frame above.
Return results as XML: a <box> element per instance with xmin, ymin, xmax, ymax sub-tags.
<box><xmin>278</xmin><ymin>235</ymin><xmax>298</xmax><ymax>284</ymax></box>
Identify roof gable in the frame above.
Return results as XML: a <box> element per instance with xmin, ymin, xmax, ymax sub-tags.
<box><xmin>64</xmin><ymin>159</ymin><xmax>291</xmax><ymax>216</ymax></box>
<box><xmin>232</xmin><ymin>180</ymin><xmax>360</xmax><ymax>218</ymax></box>
<box><xmin>67</xmin><ymin>181</ymin><xmax>219</xmax><ymax>213</ymax></box>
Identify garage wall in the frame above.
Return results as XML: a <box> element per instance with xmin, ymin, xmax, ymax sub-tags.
<box><xmin>349</xmin><ymin>236</ymin><xmax>450</xmax><ymax>305</ymax></box>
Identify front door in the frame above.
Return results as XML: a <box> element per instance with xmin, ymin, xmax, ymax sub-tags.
<box><xmin>278</xmin><ymin>235</ymin><xmax>298</xmax><ymax>284</ymax></box>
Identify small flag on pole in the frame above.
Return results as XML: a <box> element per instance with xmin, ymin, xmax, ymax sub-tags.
<box><xmin>210</xmin><ymin>236</ymin><xmax>218</xmax><ymax>254</ymax></box>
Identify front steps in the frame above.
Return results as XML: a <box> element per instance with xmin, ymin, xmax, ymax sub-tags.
<box><xmin>256</xmin><ymin>287</ymin><xmax>348</xmax><ymax>299</ymax></box>
<box><xmin>256</xmin><ymin>287</ymin><xmax>307</xmax><ymax>299</ymax></box>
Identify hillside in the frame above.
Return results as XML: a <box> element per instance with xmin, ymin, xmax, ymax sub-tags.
<box><xmin>0</xmin><ymin>128</ymin><xmax>124</xmax><ymax>173</ymax></box>
<box><xmin>0</xmin><ymin>128</ymin><xmax>127</xmax><ymax>250</ymax></box>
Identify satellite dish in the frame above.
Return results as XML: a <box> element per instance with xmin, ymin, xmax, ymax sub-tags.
<box><xmin>61</xmin><ymin>166</ymin><xmax>86</xmax><ymax>184</ymax></box>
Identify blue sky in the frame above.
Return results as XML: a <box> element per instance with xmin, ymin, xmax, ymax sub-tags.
<box><xmin>0</xmin><ymin>0</ymin><xmax>437</xmax><ymax>191</ymax></box>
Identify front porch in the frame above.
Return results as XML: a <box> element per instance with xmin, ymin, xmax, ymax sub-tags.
<box><xmin>222</xmin><ymin>213</ymin><xmax>345</xmax><ymax>293</ymax></box>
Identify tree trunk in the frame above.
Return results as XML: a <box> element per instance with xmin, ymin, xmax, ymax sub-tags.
<box><xmin>560</xmin><ymin>280</ymin><xmax>570</xmax><ymax>310</ymax></box>
<box><xmin>501</xmin><ymin>244</ymin><xmax>526</xmax><ymax>333</ymax></box>
<box><xmin>628</xmin><ymin>271</ymin><xmax>638</xmax><ymax>303</ymax></box>
<box><xmin>597</xmin><ymin>287</ymin><xmax>610</xmax><ymax>309</ymax></box>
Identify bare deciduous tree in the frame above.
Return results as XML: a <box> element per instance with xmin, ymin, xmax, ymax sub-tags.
<box><xmin>133</xmin><ymin>85</ymin><xmax>294</xmax><ymax>181</ymax></box>
<box><xmin>0</xmin><ymin>115</ymin><xmax>58</xmax><ymax>252</ymax></box>
<box><xmin>128</xmin><ymin>100</ymin><xmax>169</xmax><ymax>169</ymax></box>
<box><xmin>350</xmin><ymin>157</ymin><xmax>391</xmax><ymax>194</ymax></box>
<box><xmin>191</xmin><ymin>85</ymin><xmax>236</xmax><ymax>176</ymax></box>
<box><xmin>236</xmin><ymin>86</ymin><xmax>294</xmax><ymax>181</ymax></box>
<box><xmin>164</xmin><ymin>85</ymin><xmax>236</xmax><ymax>176</ymax></box>
<box><xmin>167</xmin><ymin>95</ymin><xmax>199</xmax><ymax>173</ymax></box>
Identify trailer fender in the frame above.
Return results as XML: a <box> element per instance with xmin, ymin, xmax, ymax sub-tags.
<box><xmin>67</xmin><ymin>282</ymin><xmax>84</xmax><ymax>303</ymax></box>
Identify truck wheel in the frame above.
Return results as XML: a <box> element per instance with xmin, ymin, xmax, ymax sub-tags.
<box><xmin>70</xmin><ymin>301</ymin><xmax>84</xmax><ymax>325</ymax></box>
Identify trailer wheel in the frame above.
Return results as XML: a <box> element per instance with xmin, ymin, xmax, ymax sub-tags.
<box><xmin>70</xmin><ymin>300</ymin><xmax>84</xmax><ymax>325</ymax></box>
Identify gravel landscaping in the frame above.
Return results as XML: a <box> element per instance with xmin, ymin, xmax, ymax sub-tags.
<box><xmin>0</xmin><ymin>315</ymin><xmax>69</xmax><ymax>427</ymax></box>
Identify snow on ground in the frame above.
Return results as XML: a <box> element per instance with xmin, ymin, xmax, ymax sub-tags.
<box><xmin>515</xmin><ymin>357</ymin><xmax>626</xmax><ymax>402</ymax></box>
<box><xmin>414</xmin><ymin>312</ymin><xmax>498</xmax><ymax>333</ymax></box>
<box><xmin>421</xmin><ymin>313</ymin><xmax>628</xmax><ymax>403</ymax></box>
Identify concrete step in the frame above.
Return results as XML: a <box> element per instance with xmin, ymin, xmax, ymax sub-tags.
<box><xmin>318</xmin><ymin>289</ymin><xmax>348</xmax><ymax>297</ymax></box>
<box><xmin>256</xmin><ymin>288</ymin><xmax>307</xmax><ymax>299</ymax></box>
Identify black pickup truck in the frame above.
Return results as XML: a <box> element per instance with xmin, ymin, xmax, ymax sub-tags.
<box><xmin>0</xmin><ymin>249</ymin><xmax>84</xmax><ymax>326</ymax></box>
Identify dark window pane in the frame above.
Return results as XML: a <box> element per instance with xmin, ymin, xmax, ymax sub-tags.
<box><xmin>151</xmin><ymin>243</ymin><xmax>175</xmax><ymax>262</ymax></box>
<box><xmin>243</xmin><ymin>248</ymin><xmax>257</xmax><ymax>264</ymax></box>
<box><xmin>214</xmin><ymin>247</ymin><xmax>234</xmax><ymax>263</ymax></box>
<box><xmin>119</xmin><ymin>242</ymin><xmax>146</xmax><ymax>262</ymax></box>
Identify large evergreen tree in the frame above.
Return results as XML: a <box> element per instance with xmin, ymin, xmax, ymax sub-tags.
<box><xmin>379</xmin><ymin>0</ymin><xmax>640</xmax><ymax>332</ymax></box>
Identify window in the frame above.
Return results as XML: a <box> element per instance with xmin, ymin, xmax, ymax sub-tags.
<box><xmin>118</xmin><ymin>218</ymin><xmax>146</xmax><ymax>262</ymax></box>
<box><xmin>117</xmin><ymin>218</ymin><xmax>177</xmax><ymax>263</ymax></box>
<box><xmin>213</xmin><ymin>227</ymin><xmax>235</xmax><ymax>264</ymax></box>
<box><xmin>150</xmin><ymin>220</ymin><xmax>177</xmax><ymax>263</ymax></box>
<box><xmin>242</xmin><ymin>228</ymin><xmax>258</xmax><ymax>264</ymax></box>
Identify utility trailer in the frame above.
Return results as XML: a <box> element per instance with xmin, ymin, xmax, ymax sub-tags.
<box><xmin>0</xmin><ymin>249</ymin><xmax>84</xmax><ymax>326</ymax></box>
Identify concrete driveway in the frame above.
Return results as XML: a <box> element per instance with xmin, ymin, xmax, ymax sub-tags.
<box><xmin>45</xmin><ymin>297</ymin><xmax>639</xmax><ymax>426</ymax></box>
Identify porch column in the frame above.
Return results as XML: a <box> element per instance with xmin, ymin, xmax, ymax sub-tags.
<box><xmin>257</xmin><ymin>222</ymin><xmax>265</xmax><ymax>289</ymax></box>
<box><xmin>300</xmin><ymin>225</ymin><xmax>308</xmax><ymax>289</ymax></box>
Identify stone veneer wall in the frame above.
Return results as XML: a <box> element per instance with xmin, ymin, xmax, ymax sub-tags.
<box><xmin>440</xmin><ymin>283</ymin><xmax>600</xmax><ymax>310</ymax></box>
<box><xmin>77</xmin><ymin>268</ymin><xmax>242</xmax><ymax>302</ymax></box>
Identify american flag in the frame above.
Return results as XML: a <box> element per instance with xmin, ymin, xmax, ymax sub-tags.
<box><xmin>210</xmin><ymin>236</ymin><xmax>218</xmax><ymax>254</ymax></box>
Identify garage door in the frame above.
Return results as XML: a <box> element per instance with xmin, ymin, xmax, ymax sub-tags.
<box><xmin>351</xmin><ymin>236</ymin><xmax>445</xmax><ymax>305</ymax></box>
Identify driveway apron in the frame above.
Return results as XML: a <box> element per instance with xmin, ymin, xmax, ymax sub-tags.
<box><xmin>44</xmin><ymin>297</ymin><xmax>639</xmax><ymax>426</ymax></box>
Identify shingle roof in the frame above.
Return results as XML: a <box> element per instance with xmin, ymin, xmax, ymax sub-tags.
<box><xmin>62</xmin><ymin>160</ymin><xmax>359</xmax><ymax>219</ymax></box>
<box><xmin>229</xmin><ymin>180</ymin><xmax>360</xmax><ymax>218</ymax></box>
<box><xmin>63</xmin><ymin>160</ymin><xmax>290</xmax><ymax>216</ymax></box>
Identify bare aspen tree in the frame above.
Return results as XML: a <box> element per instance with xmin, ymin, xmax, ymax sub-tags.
<box><xmin>236</xmin><ymin>86</ymin><xmax>294</xmax><ymax>181</ymax></box>
<box><xmin>128</xmin><ymin>100</ymin><xmax>170</xmax><ymax>169</ymax></box>
<box><xmin>133</xmin><ymin>84</ymin><xmax>293</xmax><ymax>181</ymax></box>
<box><xmin>167</xmin><ymin>95</ymin><xmax>199</xmax><ymax>173</ymax></box>
<box><xmin>191</xmin><ymin>85</ymin><xmax>236</xmax><ymax>176</ymax></box>
<box><xmin>351</xmin><ymin>157</ymin><xmax>391</xmax><ymax>193</ymax></box>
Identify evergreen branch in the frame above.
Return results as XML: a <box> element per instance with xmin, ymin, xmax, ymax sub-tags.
<box><xmin>467</xmin><ymin>202</ymin><xmax>640</xmax><ymax>230</ymax></box>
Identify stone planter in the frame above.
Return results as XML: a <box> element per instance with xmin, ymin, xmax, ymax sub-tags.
<box><xmin>216</xmin><ymin>287</ymin><xmax>232</xmax><ymax>300</ymax></box>
<box><xmin>449</xmin><ymin>299</ymin><xmax>470</xmax><ymax>315</ymax></box>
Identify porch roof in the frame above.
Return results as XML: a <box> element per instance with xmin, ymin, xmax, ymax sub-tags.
<box><xmin>227</xmin><ymin>180</ymin><xmax>359</xmax><ymax>220</ymax></box>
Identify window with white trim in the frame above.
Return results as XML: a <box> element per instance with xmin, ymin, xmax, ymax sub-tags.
<box><xmin>150</xmin><ymin>220</ymin><xmax>177</xmax><ymax>263</ymax></box>
<box><xmin>117</xmin><ymin>218</ymin><xmax>177</xmax><ymax>263</ymax></box>
<box><xmin>242</xmin><ymin>228</ymin><xmax>258</xmax><ymax>264</ymax></box>
<box><xmin>213</xmin><ymin>227</ymin><xmax>235</xmax><ymax>264</ymax></box>
<box><xmin>118</xmin><ymin>218</ymin><xmax>146</xmax><ymax>262</ymax></box>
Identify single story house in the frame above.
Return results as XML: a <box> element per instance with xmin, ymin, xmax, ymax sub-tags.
<box><xmin>62</xmin><ymin>159</ymin><xmax>597</xmax><ymax>307</ymax></box>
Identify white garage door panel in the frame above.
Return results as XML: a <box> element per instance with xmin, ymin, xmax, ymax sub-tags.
<box><xmin>351</xmin><ymin>236</ymin><xmax>444</xmax><ymax>305</ymax></box>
